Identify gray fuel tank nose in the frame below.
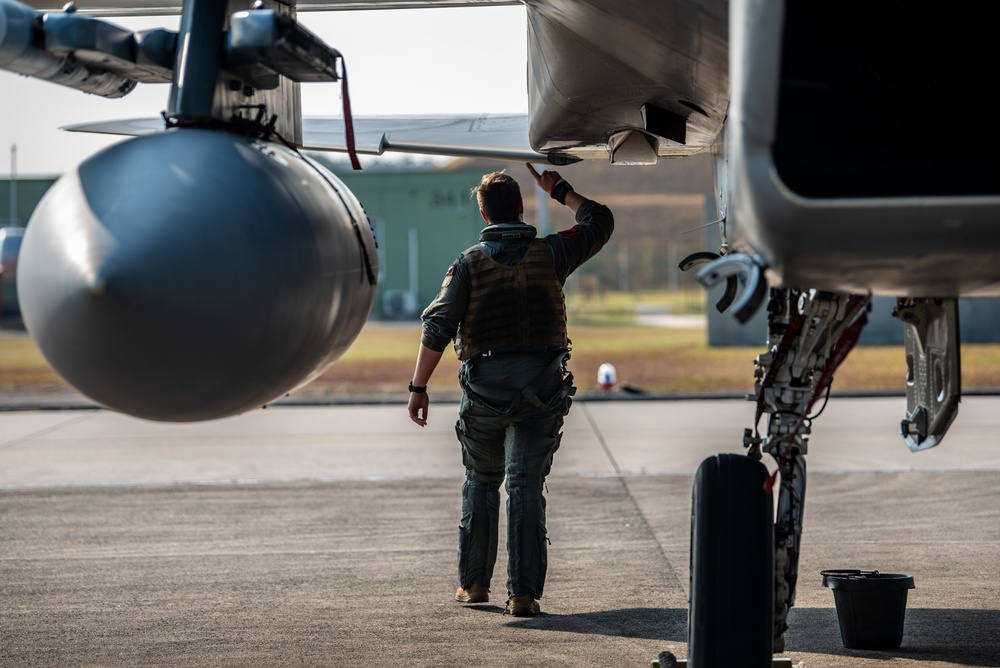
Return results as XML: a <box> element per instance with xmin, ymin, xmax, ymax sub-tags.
<box><xmin>18</xmin><ymin>128</ymin><xmax>377</xmax><ymax>422</ymax></box>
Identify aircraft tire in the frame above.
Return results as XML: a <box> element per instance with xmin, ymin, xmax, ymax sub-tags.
<box><xmin>688</xmin><ymin>453</ymin><xmax>774</xmax><ymax>668</ymax></box>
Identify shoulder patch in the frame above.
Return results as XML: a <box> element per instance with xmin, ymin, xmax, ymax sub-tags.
<box><xmin>441</xmin><ymin>261</ymin><xmax>457</xmax><ymax>287</ymax></box>
<box><xmin>558</xmin><ymin>227</ymin><xmax>583</xmax><ymax>238</ymax></box>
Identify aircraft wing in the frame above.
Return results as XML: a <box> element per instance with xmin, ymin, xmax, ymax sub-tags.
<box><xmin>18</xmin><ymin>0</ymin><xmax>729</xmax><ymax>164</ymax></box>
<box><xmin>298</xmin><ymin>115</ymin><xmax>570</xmax><ymax>164</ymax></box>
<box><xmin>62</xmin><ymin>114</ymin><xmax>580</xmax><ymax>164</ymax></box>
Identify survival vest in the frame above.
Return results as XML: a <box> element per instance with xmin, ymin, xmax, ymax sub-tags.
<box><xmin>454</xmin><ymin>239</ymin><xmax>567</xmax><ymax>360</ymax></box>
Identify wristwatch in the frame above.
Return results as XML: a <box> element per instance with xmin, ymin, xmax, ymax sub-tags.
<box><xmin>408</xmin><ymin>382</ymin><xmax>427</xmax><ymax>393</ymax></box>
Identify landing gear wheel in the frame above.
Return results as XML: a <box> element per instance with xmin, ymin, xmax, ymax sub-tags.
<box><xmin>688</xmin><ymin>454</ymin><xmax>774</xmax><ymax>668</ymax></box>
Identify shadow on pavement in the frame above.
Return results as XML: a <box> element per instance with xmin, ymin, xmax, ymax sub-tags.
<box><xmin>788</xmin><ymin>607</ymin><xmax>1000</xmax><ymax>666</ymax></box>
<box><xmin>500</xmin><ymin>606</ymin><xmax>688</xmax><ymax>641</ymax></box>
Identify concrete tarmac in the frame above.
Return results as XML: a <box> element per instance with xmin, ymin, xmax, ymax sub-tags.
<box><xmin>2</xmin><ymin>395</ymin><xmax>999</xmax><ymax>667</ymax></box>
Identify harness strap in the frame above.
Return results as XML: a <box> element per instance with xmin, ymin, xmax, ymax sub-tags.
<box><xmin>462</xmin><ymin>350</ymin><xmax>573</xmax><ymax>410</ymax></box>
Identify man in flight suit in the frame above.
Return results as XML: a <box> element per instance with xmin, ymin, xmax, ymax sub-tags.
<box><xmin>407</xmin><ymin>163</ymin><xmax>614</xmax><ymax>616</ymax></box>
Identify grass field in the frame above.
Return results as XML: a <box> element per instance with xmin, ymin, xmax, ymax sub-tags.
<box><xmin>3</xmin><ymin>290</ymin><xmax>998</xmax><ymax>399</ymax></box>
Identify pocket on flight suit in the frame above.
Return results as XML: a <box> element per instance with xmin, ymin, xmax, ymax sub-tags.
<box><xmin>456</xmin><ymin>394</ymin><xmax>502</xmax><ymax>472</ymax></box>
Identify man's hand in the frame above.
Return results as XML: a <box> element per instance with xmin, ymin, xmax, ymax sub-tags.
<box><xmin>526</xmin><ymin>162</ymin><xmax>562</xmax><ymax>194</ymax></box>
<box><xmin>527</xmin><ymin>162</ymin><xmax>583</xmax><ymax>212</ymax></box>
<box><xmin>408</xmin><ymin>392</ymin><xmax>429</xmax><ymax>427</ymax></box>
<box><xmin>408</xmin><ymin>345</ymin><xmax>443</xmax><ymax>427</ymax></box>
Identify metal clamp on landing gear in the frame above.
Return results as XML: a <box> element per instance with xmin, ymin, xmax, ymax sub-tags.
<box><xmin>893</xmin><ymin>297</ymin><xmax>961</xmax><ymax>452</ymax></box>
<box><xmin>694</xmin><ymin>252</ymin><xmax>768</xmax><ymax>323</ymax></box>
<box><xmin>678</xmin><ymin>251</ymin><xmax>739</xmax><ymax>314</ymax></box>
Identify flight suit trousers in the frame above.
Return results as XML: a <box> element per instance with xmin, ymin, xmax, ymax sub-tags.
<box><xmin>454</xmin><ymin>350</ymin><xmax>574</xmax><ymax>600</ymax></box>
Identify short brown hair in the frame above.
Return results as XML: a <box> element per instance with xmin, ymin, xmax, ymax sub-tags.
<box><xmin>471</xmin><ymin>171</ymin><xmax>522</xmax><ymax>224</ymax></box>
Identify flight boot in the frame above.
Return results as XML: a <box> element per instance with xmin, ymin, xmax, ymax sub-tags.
<box><xmin>506</xmin><ymin>595</ymin><xmax>540</xmax><ymax>616</ymax></box>
<box><xmin>454</xmin><ymin>584</ymin><xmax>489</xmax><ymax>604</ymax></box>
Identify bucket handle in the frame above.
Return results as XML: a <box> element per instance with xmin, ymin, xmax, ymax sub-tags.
<box><xmin>820</xmin><ymin>569</ymin><xmax>879</xmax><ymax>579</ymax></box>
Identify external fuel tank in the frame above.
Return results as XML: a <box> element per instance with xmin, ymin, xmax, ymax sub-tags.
<box><xmin>18</xmin><ymin>128</ymin><xmax>378</xmax><ymax>421</ymax></box>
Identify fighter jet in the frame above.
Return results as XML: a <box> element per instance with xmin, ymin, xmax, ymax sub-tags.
<box><xmin>2</xmin><ymin>0</ymin><xmax>997</xmax><ymax>665</ymax></box>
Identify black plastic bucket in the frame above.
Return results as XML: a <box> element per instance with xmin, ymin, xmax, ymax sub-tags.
<box><xmin>821</xmin><ymin>569</ymin><xmax>915</xmax><ymax>650</ymax></box>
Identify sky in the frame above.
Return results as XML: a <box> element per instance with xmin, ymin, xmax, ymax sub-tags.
<box><xmin>0</xmin><ymin>4</ymin><xmax>528</xmax><ymax>177</ymax></box>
